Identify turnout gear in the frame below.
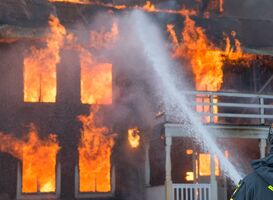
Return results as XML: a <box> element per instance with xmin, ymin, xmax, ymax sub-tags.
<box><xmin>231</xmin><ymin>154</ymin><xmax>273</xmax><ymax>200</ymax></box>
<box><xmin>231</xmin><ymin>125</ymin><xmax>273</xmax><ymax>200</ymax></box>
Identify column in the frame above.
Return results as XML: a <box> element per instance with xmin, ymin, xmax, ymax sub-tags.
<box><xmin>260</xmin><ymin>138</ymin><xmax>267</xmax><ymax>158</ymax></box>
<box><xmin>165</xmin><ymin>136</ymin><xmax>172</xmax><ymax>200</ymax></box>
<box><xmin>145</xmin><ymin>143</ymin><xmax>151</xmax><ymax>186</ymax></box>
<box><xmin>210</xmin><ymin>153</ymin><xmax>218</xmax><ymax>200</ymax></box>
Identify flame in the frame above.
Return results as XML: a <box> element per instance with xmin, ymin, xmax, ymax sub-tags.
<box><xmin>78</xmin><ymin>22</ymin><xmax>117</xmax><ymax>104</ymax></box>
<box><xmin>219</xmin><ymin>0</ymin><xmax>224</xmax><ymax>13</ymax></box>
<box><xmin>79</xmin><ymin>48</ymin><xmax>112</xmax><ymax>104</ymax></box>
<box><xmin>49</xmin><ymin>0</ymin><xmax>197</xmax><ymax>17</ymax></box>
<box><xmin>168</xmin><ymin>16</ymin><xmax>222</xmax><ymax>123</ymax></box>
<box><xmin>143</xmin><ymin>1</ymin><xmax>156</xmax><ymax>12</ymax></box>
<box><xmin>24</xmin><ymin>15</ymin><xmax>66</xmax><ymax>103</ymax></box>
<box><xmin>48</xmin><ymin>0</ymin><xmax>91</xmax><ymax>4</ymax></box>
<box><xmin>203</xmin><ymin>0</ymin><xmax>223</xmax><ymax>15</ymax></box>
<box><xmin>186</xmin><ymin>149</ymin><xmax>193</xmax><ymax>155</ymax></box>
<box><xmin>78</xmin><ymin>107</ymin><xmax>115</xmax><ymax>192</ymax></box>
<box><xmin>0</xmin><ymin>125</ymin><xmax>60</xmax><ymax>193</ymax></box>
<box><xmin>89</xmin><ymin>22</ymin><xmax>119</xmax><ymax>50</ymax></box>
<box><xmin>128</xmin><ymin>128</ymin><xmax>140</xmax><ymax>148</ymax></box>
<box><xmin>185</xmin><ymin>172</ymin><xmax>194</xmax><ymax>181</ymax></box>
<box><xmin>137</xmin><ymin>2</ymin><xmax>197</xmax><ymax>16</ymax></box>
<box><xmin>199</xmin><ymin>153</ymin><xmax>220</xmax><ymax>176</ymax></box>
<box><xmin>167</xmin><ymin>15</ymin><xmax>254</xmax><ymax>123</ymax></box>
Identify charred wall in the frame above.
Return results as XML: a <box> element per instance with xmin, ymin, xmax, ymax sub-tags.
<box><xmin>0</xmin><ymin>39</ymin><xmax>149</xmax><ymax>200</ymax></box>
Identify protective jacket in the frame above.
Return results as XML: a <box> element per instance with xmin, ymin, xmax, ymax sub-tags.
<box><xmin>231</xmin><ymin>154</ymin><xmax>273</xmax><ymax>200</ymax></box>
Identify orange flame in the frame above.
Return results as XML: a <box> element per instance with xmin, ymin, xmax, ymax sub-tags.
<box><xmin>199</xmin><ymin>153</ymin><xmax>220</xmax><ymax>176</ymax></box>
<box><xmin>137</xmin><ymin>2</ymin><xmax>197</xmax><ymax>16</ymax></box>
<box><xmin>167</xmin><ymin>15</ymin><xmax>254</xmax><ymax>123</ymax></box>
<box><xmin>89</xmin><ymin>22</ymin><xmax>119</xmax><ymax>50</ymax></box>
<box><xmin>185</xmin><ymin>172</ymin><xmax>194</xmax><ymax>181</ymax></box>
<box><xmin>0</xmin><ymin>126</ymin><xmax>60</xmax><ymax>193</ymax></box>
<box><xmin>219</xmin><ymin>0</ymin><xmax>224</xmax><ymax>13</ymax></box>
<box><xmin>78</xmin><ymin>22</ymin><xmax>117</xmax><ymax>104</ymax></box>
<box><xmin>143</xmin><ymin>1</ymin><xmax>156</xmax><ymax>12</ymax></box>
<box><xmin>168</xmin><ymin>16</ymin><xmax>222</xmax><ymax>122</ymax></box>
<box><xmin>128</xmin><ymin>128</ymin><xmax>140</xmax><ymax>148</ymax></box>
<box><xmin>24</xmin><ymin>15</ymin><xmax>66</xmax><ymax>103</ymax></box>
<box><xmin>48</xmin><ymin>0</ymin><xmax>91</xmax><ymax>4</ymax></box>
<box><xmin>78</xmin><ymin>107</ymin><xmax>115</xmax><ymax>192</ymax></box>
<box><xmin>79</xmin><ymin>48</ymin><xmax>112</xmax><ymax>104</ymax></box>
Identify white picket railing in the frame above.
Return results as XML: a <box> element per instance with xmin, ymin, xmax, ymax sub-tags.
<box><xmin>173</xmin><ymin>184</ymin><xmax>211</xmax><ymax>200</ymax></box>
<box><xmin>185</xmin><ymin>91</ymin><xmax>273</xmax><ymax>124</ymax></box>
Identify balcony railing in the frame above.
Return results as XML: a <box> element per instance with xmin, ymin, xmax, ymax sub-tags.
<box><xmin>183</xmin><ymin>91</ymin><xmax>273</xmax><ymax>125</ymax></box>
<box><xmin>173</xmin><ymin>183</ymin><xmax>211</xmax><ymax>200</ymax></box>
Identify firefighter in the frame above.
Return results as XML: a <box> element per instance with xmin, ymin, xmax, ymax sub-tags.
<box><xmin>231</xmin><ymin>124</ymin><xmax>273</xmax><ymax>199</ymax></box>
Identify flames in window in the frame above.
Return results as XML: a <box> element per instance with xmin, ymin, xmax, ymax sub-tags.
<box><xmin>79</xmin><ymin>48</ymin><xmax>112</xmax><ymax>105</ymax></box>
<box><xmin>198</xmin><ymin>153</ymin><xmax>220</xmax><ymax>176</ymax></box>
<box><xmin>78</xmin><ymin>22</ymin><xmax>118</xmax><ymax>105</ymax></box>
<box><xmin>24</xmin><ymin>15</ymin><xmax>66</xmax><ymax>103</ymax></box>
<box><xmin>0</xmin><ymin>125</ymin><xmax>60</xmax><ymax>193</ymax></box>
<box><xmin>78</xmin><ymin>107</ymin><xmax>115</xmax><ymax>192</ymax></box>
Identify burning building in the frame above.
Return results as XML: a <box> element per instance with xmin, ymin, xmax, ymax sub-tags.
<box><xmin>0</xmin><ymin>0</ymin><xmax>273</xmax><ymax>200</ymax></box>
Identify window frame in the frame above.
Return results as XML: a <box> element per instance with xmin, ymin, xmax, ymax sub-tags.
<box><xmin>74</xmin><ymin>164</ymin><xmax>116</xmax><ymax>198</ymax></box>
<box><xmin>16</xmin><ymin>161</ymin><xmax>61</xmax><ymax>199</ymax></box>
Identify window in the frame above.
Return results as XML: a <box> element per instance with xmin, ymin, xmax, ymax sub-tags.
<box><xmin>199</xmin><ymin>153</ymin><xmax>220</xmax><ymax>176</ymax></box>
<box><xmin>79</xmin><ymin>48</ymin><xmax>112</xmax><ymax>105</ymax></box>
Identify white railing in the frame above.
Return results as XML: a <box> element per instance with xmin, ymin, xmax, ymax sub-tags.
<box><xmin>173</xmin><ymin>184</ymin><xmax>211</xmax><ymax>200</ymax></box>
<box><xmin>185</xmin><ymin>91</ymin><xmax>273</xmax><ymax>124</ymax></box>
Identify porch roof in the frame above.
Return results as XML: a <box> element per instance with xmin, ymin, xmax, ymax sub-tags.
<box><xmin>164</xmin><ymin>123</ymin><xmax>268</xmax><ymax>139</ymax></box>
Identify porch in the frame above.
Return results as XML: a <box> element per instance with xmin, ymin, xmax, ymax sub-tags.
<box><xmin>146</xmin><ymin>91</ymin><xmax>272</xmax><ymax>200</ymax></box>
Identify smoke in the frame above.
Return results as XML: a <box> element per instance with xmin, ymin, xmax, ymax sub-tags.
<box><xmin>225</xmin><ymin>0</ymin><xmax>273</xmax><ymax>21</ymax></box>
<box><xmin>127</xmin><ymin>10</ymin><xmax>242</xmax><ymax>184</ymax></box>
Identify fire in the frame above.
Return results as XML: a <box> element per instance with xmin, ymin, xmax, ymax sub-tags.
<box><xmin>185</xmin><ymin>172</ymin><xmax>194</xmax><ymax>181</ymax></box>
<box><xmin>168</xmin><ymin>15</ymin><xmax>222</xmax><ymax>122</ymax></box>
<box><xmin>0</xmin><ymin>125</ymin><xmax>60</xmax><ymax>193</ymax></box>
<box><xmin>128</xmin><ymin>128</ymin><xmax>140</xmax><ymax>148</ymax></box>
<box><xmin>137</xmin><ymin>2</ymin><xmax>197</xmax><ymax>16</ymax></box>
<box><xmin>143</xmin><ymin>1</ymin><xmax>156</xmax><ymax>12</ymax></box>
<box><xmin>78</xmin><ymin>22</ymin><xmax>117</xmax><ymax>104</ymax></box>
<box><xmin>24</xmin><ymin>15</ymin><xmax>66</xmax><ymax>103</ymax></box>
<box><xmin>219</xmin><ymin>0</ymin><xmax>224</xmax><ymax>13</ymax></box>
<box><xmin>78</xmin><ymin>107</ymin><xmax>115</xmax><ymax>192</ymax></box>
<box><xmin>89</xmin><ymin>22</ymin><xmax>119</xmax><ymax>50</ymax></box>
<box><xmin>199</xmin><ymin>153</ymin><xmax>220</xmax><ymax>176</ymax></box>
<box><xmin>48</xmin><ymin>0</ymin><xmax>91</xmax><ymax>4</ymax></box>
<box><xmin>79</xmin><ymin>48</ymin><xmax>112</xmax><ymax>104</ymax></box>
<box><xmin>167</xmin><ymin>15</ymin><xmax>254</xmax><ymax>123</ymax></box>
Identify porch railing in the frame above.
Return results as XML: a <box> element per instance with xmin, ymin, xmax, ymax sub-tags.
<box><xmin>173</xmin><ymin>184</ymin><xmax>211</xmax><ymax>200</ymax></box>
<box><xmin>186</xmin><ymin>91</ymin><xmax>273</xmax><ymax>124</ymax></box>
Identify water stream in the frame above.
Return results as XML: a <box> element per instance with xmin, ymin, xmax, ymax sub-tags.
<box><xmin>131</xmin><ymin>11</ymin><xmax>242</xmax><ymax>184</ymax></box>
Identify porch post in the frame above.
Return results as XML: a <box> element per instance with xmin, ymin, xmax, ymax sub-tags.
<box><xmin>16</xmin><ymin>162</ymin><xmax>22</xmax><ymax>199</ymax></box>
<box><xmin>260</xmin><ymin>138</ymin><xmax>267</xmax><ymax>158</ymax></box>
<box><xmin>145</xmin><ymin>143</ymin><xmax>151</xmax><ymax>186</ymax></box>
<box><xmin>165</xmin><ymin>136</ymin><xmax>172</xmax><ymax>200</ymax></box>
<box><xmin>210</xmin><ymin>153</ymin><xmax>218</xmax><ymax>200</ymax></box>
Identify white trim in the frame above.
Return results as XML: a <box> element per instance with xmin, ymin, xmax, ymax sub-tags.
<box><xmin>166</xmin><ymin>91</ymin><xmax>273</xmax><ymax>124</ymax></box>
<box><xmin>164</xmin><ymin>123</ymin><xmax>268</xmax><ymax>139</ymax></box>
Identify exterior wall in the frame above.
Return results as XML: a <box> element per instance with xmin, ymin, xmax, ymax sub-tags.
<box><xmin>146</xmin><ymin>185</ymin><xmax>165</xmax><ymax>200</ymax></box>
